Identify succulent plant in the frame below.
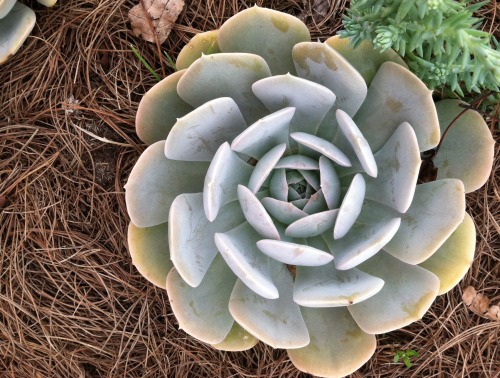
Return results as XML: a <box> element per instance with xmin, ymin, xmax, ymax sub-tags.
<box><xmin>124</xmin><ymin>6</ymin><xmax>494</xmax><ymax>378</ymax></box>
<box><xmin>0</xmin><ymin>0</ymin><xmax>57</xmax><ymax>64</ymax></box>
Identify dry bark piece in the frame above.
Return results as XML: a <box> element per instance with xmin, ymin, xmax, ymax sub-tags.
<box><xmin>462</xmin><ymin>286</ymin><xmax>500</xmax><ymax>321</ymax></box>
<box><xmin>129</xmin><ymin>0</ymin><xmax>184</xmax><ymax>44</ymax></box>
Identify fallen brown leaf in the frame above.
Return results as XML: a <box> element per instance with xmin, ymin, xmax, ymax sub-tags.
<box><xmin>463</xmin><ymin>286</ymin><xmax>500</xmax><ymax>321</ymax></box>
<box><xmin>129</xmin><ymin>0</ymin><xmax>185</xmax><ymax>44</ymax></box>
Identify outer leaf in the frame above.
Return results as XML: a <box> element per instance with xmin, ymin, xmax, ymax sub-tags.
<box><xmin>169</xmin><ymin>193</ymin><xmax>245</xmax><ymax>287</ymax></box>
<box><xmin>203</xmin><ymin>142</ymin><xmax>253</xmax><ymax>221</ymax></box>
<box><xmin>211</xmin><ymin>322</ymin><xmax>259</xmax><ymax>352</ymax></box>
<box><xmin>285</xmin><ymin>209</ymin><xmax>339</xmax><ymax>238</ymax></box>
<box><xmin>177</xmin><ymin>53</ymin><xmax>271</xmax><ymax>124</ymax></box>
<box><xmin>125</xmin><ymin>141</ymin><xmax>209</xmax><ymax>227</ymax></box>
<box><xmin>292</xmin><ymin>42</ymin><xmax>367</xmax><ymax>140</ymax></box>
<box><xmin>0</xmin><ymin>2</ymin><xmax>36</xmax><ymax>64</ymax></box>
<box><xmin>336</xmin><ymin>110</ymin><xmax>377</xmax><ymax>177</ymax></box>
<box><xmin>248</xmin><ymin>144</ymin><xmax>287</xmax><ymax>193</ymax></box>
<box><xmin>334</xmin><ymin>173</ymin><xmax>365</xmax><ymax>239</ymax></box>
<box><xmin>231</xmin><ymin>108</ymin><xmax>294</xmax><ymax>160</ymax></box>
<box><xmin>293</xmin><ymin>263</ymin><xmax>384</xmax><ymax>307</ymax></box>
<box><xmin>353</xmin><ymin>62</ymin><xmax>440</xmax><ymax>152</ymax></box>
<box><xmin>127</xmin><ymin>222</ymin><xmax>172</xmax><ymax>289</ymax></box>
<box><xmin>166</xmin><ymin>255</ymin><xmax>236</xmax><ymax>344</ymax></box>
<box><xmin>238</xmin><ymin>185</ymin><xmax>280</xmax><ymax>240</ymax></box>
<box><xmin>218</xmin><ymin>5</ymin><xmax>311</xmax><ymax>75</ymax></box>
<box><xmin>229</xmin><ymin>262</ymin><xmax>310</xmax><ymax>349</ymax></box>
<box><xmin>214</xmin><ymin>222</ymin><xmax>279</xmax><ymax>299</ymax></box>
<box><xmin>136</xmin><ymin>70</ymin><xmax>194</xmax><ymax>145</ymax></box>
<box><xmin>256</xmin><ymin>239</ymin><xmax>333</xmax><ymax>266</ymax></box>
<box><xmin>332</xmin><ymin>216</ymin><xmax>401</xmax><ymax>270</ymax></box>
<box><xmin>365</xmin><ymin>122</ymin><xmax>421</xmax><ymax>213</ymax></box>
<box><xmin>0</xmin><ymin>0</ymin><xmax>16</xmax><ymax>19</ymax></box>
<box><xmin>384</xmin><ymin>179</ymin><xmax>465</xmax><ymax>265</ymax></box>
<box><xmin>165</xmin><ymin>97</ymin><xmax>246</xmax><ymax>161</ymax></box>
<box><xmin>287</xmin><ymin>307</ymin><xmax>376</xmax><ymax>378</ymax></box>
<box><xmin>176</xmin><ymin>30</ymin><xmax>221</xmax><ymax>70</ymax></box>
<box><xmin>349</xmin><ymin>251</ymin><xmax>440</xmax><ymax>334</ymax></box>
<box><xmin>420</xmin><ymin>212</ymin><xmax>476</xmax><ymax>295</ymax></box>
<box><xmin>253</xmin><ymin>75</ymin><xmax>336</xmax><ymax>135</ymax></box>
<box><xmin>261</xmin><ymin>197</ymin><xmax>307</xmax><ymax>225</ymax></box>
<box><xmin>433</xmin><ymin>99</ymin><xmax>495</xmax><ymax>193</ymax></box>
<box><xmin>325</xmin><ymin>36</ymin><xmax>407</xmax><ymax>85</ymax></box>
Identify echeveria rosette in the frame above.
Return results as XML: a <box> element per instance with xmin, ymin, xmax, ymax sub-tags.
<box><xmin>124</xmin><ymin>7</ymin><xmax>494</xmax><ymax>378</ymax></box>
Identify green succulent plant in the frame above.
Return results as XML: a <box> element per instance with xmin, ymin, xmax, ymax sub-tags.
<box><xmin>124</xmin><ymin>6</ymin><xmax>494</xmax><ymax>378</ymax></box>
<box><xmin>0</xmin><ymin>0</ymin><xmax>57</xmax><ymax>64</ymax></box>
<box><xmin>339</xmin><ymin>0</ymin><xmax>500</xmax><ymax>97</ymax></box>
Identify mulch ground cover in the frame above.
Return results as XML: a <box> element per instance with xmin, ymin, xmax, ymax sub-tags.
<box><xmin>1</xmin><ymin>0</ymin><xmax>499</xmax><ymax>376</ymax></box>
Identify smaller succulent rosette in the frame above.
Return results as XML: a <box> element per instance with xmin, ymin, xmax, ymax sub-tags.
<box><xmin>0</xmin><ymin>0</ymin><xmax>57</xmax><ymax>64</ymax></box>
<box><xmin>124</xmin><ymin>7</ymin><xmax>494</xmax><ymax>378</ymax></box>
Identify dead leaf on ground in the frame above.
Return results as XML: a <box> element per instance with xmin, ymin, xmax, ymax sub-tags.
<box><xmin>462</xmin><ymin>286</ymin><xmax>500</xmax><ymax>321</ymax></box>
<box><xmin>129</xmin><ymin>0</ymin><xmax>185</xmax><ymax>44</ymax></box>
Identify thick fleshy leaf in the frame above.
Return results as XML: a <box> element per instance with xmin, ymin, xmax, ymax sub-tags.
<box><xmin>177</xmin><ymin>53</ymin><xmax>271</xmax><ymax>124</ymax></box>
<box><xmin>285</xmin><ymin>209</ymin><xmax>339</xmax><ymax>238</ymax></box>
<box><xmin>125</xmin><ymin>141</ymin><xmax>209</xmax><ymax>227</ymax></box>
<box><xmin>334</xmin><ymin>173</ymin><xmax>365</xmax><ymax>239</ymax></box>
<box><xmin>275</xmin><ymin>155</ymin><xmax>319</xmax><ymax>170</ymax></box>
<box><xmin>214</xmin><ymin>222</ymin><xmax>278</xmax><ymax>299</ymax></box>
<box><xmin>336</xmin><ymin>110</ymin><xmax>377</xmax><ymax>177</ymax></box>
<box><xmin>290</xmin><ymin>132</ymin><xmax>351</xmax><ymax>167</ymax></box>
<box><xmin>433</xmin><ymin>99</ymin><xmax>495</xmax><ymax>193</ymax></box>
<box><xmin>302</xmin><ymin>189</ymin><xmax>328</xmax><ymax>214</ymax></box>
<box><xmin>349</xmin><ymin>251</ymin><xmax>440</xmax><ymax>334</ymax></box>
<box><xmin>384</xmin><ymin>179</ymin><xmax>465</xmax><ymax>265</ymax></box>
<box><xmin>325</xmin><ymin>36</ymin><xmax>407</xmax><ymax>85</ymax></box>
<box><xmin>204</xmin><ymin>142</ymin><xmax>253</xmax><ymax>221</ymax></box>
<box><xmin>176</xmin><ymin>30</ymin><xmax>221</xmax><ymax>70</ymax></box>
<box><xmin>253</xmin><ymin>74</ymin><xmax>336</xmax><ymax>134</ymax></box>
<box><xmin>136</xmin><ymin>70</ymin><xmax>194</xmax><ymax>145</ymax></box>
<box><xmin>231</xmin><ymin>108</ymin><xmax>294</xmax><ymax>160</ymax></box>
<box><xmin>288</xmin><ymin>307</ymin><xmax>376</xmax><ymax>378</ymax></box>
<box><xmin>269</xmin><ymin>169</ymin><xmax>288</xmax><ymax>202</ymax></box>
<box><xmin>319</xmin><ymin>156</ymin><xmax>341</xmax><ymax>209</ymax></box>
<box><xmin>332</xmin><ymin>216</ymin><xmax>401</xmax><ymax>270</ymax></box>
<box><xmin>169</xmin><ymin>193</ymin><xmax>245</xmax><ymax>287</ymax></box>
<box><xmin>292</xmin><ymin>42</ymin><xmax>368</xmax><ymax>140</ymax></box>
<box><xmin>218</xmin><ymin>5</ymin><xmax>310</xmax><ymax>75</ymax></box>
<box><xmin>211</xmin><ymin>322</ymin><xmax>259</xmax><ymax>352</ymax></box>
<box><xmin>353</xmin><ymin>62</ymin><xmax>440</xmax><ymax>152</ymax></box>
<box><xmin>299</xmin><ymin>170</ymin><xmax>320</xmax><ymax>191</ymax></box>
<box><xmin>165</xmin><ymin>97</ymin><xmax>247</xmax><ymax>161</ymax></box>
<box><xmin>365</xmin><ymin>122</ymin><xmax>420</xmax><ymax>213</ymax></box>
<box><xmin>127</xmin><ymin>222</ymin><xmax>172</xmax><ymax>289</ymax></box>
<box><xmin>238</xmin><ymin>185</ymin><xmax>280</xmax><ymax>240</ymax></box>
<box><xmin>256</xmin><ymin>239</ymin><xmax>333</xmax><ymax>266</ymax></box>
<box><xmin>229</xmin><ymin>262</ymin><xmax>310</xmax><ymax>348</ymax></box>
<box><xmin>294</xmin><ymin>263</ymin><xmax>384</xmax><ymax>307</ymax></box>
<box><xmin>0</xmin><ymin>0</ymin><xmax>16</xmax><ymax>19</ymax></box>
<box><xmin>0</xmin><ymin>2</ymin><xmax>36</xmax><ymax>64</ymax></box>
<box><xmin>261</xmin><ymin>197</ymin><xmax>307</xmax><ymax>225</ymax></box>
<box><xmin>420</xmin><ymin>212</ymin><xmax>476</xmax><ymax>295</ymax></box>
<box><xmin>37</xmin><ymin>0</ymin><xmax>56</xmax><ymax>6</ymax></box>
<box><xmin>248</xmin><ymin>144</ymin><xmax>287</xmax><ymax>193</ymax></box>
<box><xmin>166</xmin><ymin>255</ymin><xmax>236</xmax><ymax>344</ymax></box>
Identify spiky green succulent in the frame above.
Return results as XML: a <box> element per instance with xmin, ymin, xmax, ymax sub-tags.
<box><xmin>0</xmin><ymin>0</ymin><xmax>57</xmax><ymax>64</ymax></box>
<box><xmin>340</xmin><ymin>0</ymin><xmax>500</xmax><ymax>97</ymax></box>
<box><xmin>124</xmin><ymin>7</ymin><xmax>494</xmax><ymax>378</ymax></box>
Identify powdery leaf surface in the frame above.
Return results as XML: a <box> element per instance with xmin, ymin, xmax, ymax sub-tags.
<box><xmin>463</xmin><ymin>286</ymin><xmax>500</xmax><ymax>321</ymax></box>
<box><xmin>129</xmin><ymin>0</ymin><xmax>185</xmax><ymax>43</ymax></box>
